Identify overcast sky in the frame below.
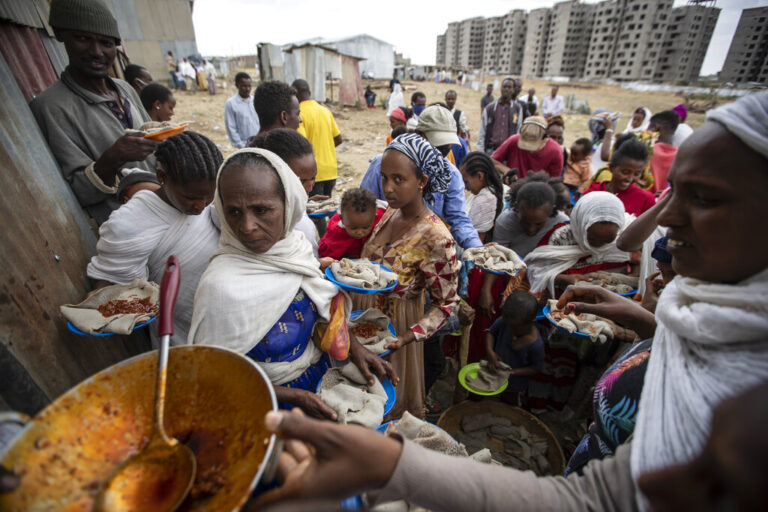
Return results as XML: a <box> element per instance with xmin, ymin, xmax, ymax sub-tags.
<box><xmin>192</xmin><ymin>0</ymin><xmax>766</xmax><ymax>76</ymax></box>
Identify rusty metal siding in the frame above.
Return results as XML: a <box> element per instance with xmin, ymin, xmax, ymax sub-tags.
<box><xmin>0</xmin><ymin>0</ymin><xmax>52</xmax><ymax>34</ymax></box>
<box><xmin>339</xmin><ymin>56</ymin><xmax>363</xmax><ymax>106</ymax></box>
<box><xmin>0</xmin><ymin>21</ymin><xmax>58</xmax><ymax>102</ymax></box>
<box><xmin>0</xmin><ymin>50</ymin><xmax>145</xmax><ymax>407</ymax></box>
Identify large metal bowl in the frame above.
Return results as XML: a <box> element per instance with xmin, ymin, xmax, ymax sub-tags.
<box><xmin>0</xmin><ymin>345</ymin><xmax>277</xmax><ymax>511</ymax></box>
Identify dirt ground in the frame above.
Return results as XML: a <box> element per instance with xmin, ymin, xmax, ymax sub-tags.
<box><xmin>174</xmin><ymin>73</ymin><xmax>707</xmax><ymax>189</ymax></box>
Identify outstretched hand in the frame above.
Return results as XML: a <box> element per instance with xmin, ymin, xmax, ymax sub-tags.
<box><xmin>349</xmin><ymin>339</ymin><xmax>399</xmax><ymax>386</ymax></box>
<box><xmin>243</xmin><ymin>409</ymin><xmax>402</xmax><ymax>510</ymax></box>
<box><xmin>557</xmin><ymin>284</ymin><xmax>656</xmax><ymax>339</ymax></box>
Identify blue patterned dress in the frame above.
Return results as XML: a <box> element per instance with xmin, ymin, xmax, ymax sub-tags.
<box><xmin>245</xmin><ymin>290</ymin><xmax>328</xmax><ymax>393</ymax></box>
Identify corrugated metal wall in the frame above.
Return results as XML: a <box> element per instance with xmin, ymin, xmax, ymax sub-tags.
<box><xmin>0</xmin><ymin>22</ymin><xmax>58</xmax><ymax>102</ymax></box>
<box><xmin>339</xmin><ymin>56</ymin><xmax>364</xmax><ymax>106</ymax></box>
<box><xmin>0</xmin><ymin>50</ymin><xmax>146</xmax><ymax>412</ymax></box>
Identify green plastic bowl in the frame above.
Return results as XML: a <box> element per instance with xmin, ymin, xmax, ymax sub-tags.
<box><xmin>458</xmin><ymin>362</ymin><xmax>509</xmax><ymax>396</ymax></box>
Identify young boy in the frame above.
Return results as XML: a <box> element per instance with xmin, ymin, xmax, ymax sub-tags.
<box><xmin>318</xmin><ymin>188</ymin><xmax>385</xmax><ymax>267</ymax></box>
<box><xmin>648</xmin><ymin>111</ymin><xmax>680</xmax><ymax>194</ymax></box>
<box><xmin>485</xmin><ymin>291</ymin><xmax>545</xmax><ymax>404</ymax></box>
<box><xmin>562</xmin><ymin>137</ymin><xmax>593</xmax><ymax>196</ymax></box>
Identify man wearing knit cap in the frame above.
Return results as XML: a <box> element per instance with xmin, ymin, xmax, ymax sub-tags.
<box><xmin>30</xmin><ymin>0</ymin><xmax>157</xmax><ymax>224</ymax></box>
<box><xmin>491</xmin><ymin>116</ymin><xmax>564</xmax><ymax>179</ymax></box>
<box><xmin>360</xmin><ymin>105</ymin><xmax>481</xmax><ymax>249</ymax></box>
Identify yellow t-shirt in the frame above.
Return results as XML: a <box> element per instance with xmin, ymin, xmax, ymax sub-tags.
<box><xmin>297</xmin><ymin>100</ymin><xmax>340</xmax><ymax>182</ymax></box>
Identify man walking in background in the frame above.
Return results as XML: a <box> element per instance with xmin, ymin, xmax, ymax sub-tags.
<box><xmin>166</xmin><ymin>51</ymin><xmax>178</xmax><ymax>90</ymax></box>
<box><xmin>541</xmin><ymin>85</ymin><xmax>565</xmax><ymax>119</ymax></box>
<box><xmin>477</xmin><ymin>77</ymin><xmax>523</xmax><ymax>155</ymax></box>
<box><xmin>224</xmin><ymin>72</ymin><xmax>260</xmax><ymax>148</ymax></box>
<box><xmin>291</xmin><ymin>79</ymin><xmax>342</xmax><ymax>197</ymax></box>
<box><xmin>480</xmin><ymin>83</ymin><xmax>494</xmax><ymax>112</ymax></box>
<box><xmin>445</xmin><ymin>89</ymin><xmax>469</xmax><ymax>143</ymax></box>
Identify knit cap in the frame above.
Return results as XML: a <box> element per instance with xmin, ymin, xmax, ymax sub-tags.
<box><xmin>49</xmin><ymin>0</ymin><xmax>120</xmax><ymax>41</ymax></box>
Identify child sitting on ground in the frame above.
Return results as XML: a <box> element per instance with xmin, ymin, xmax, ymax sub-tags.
<box><xmin>562</xmin><ymin>137</ymin><xmax>593</xmax><ymax>197</ymax></box>
<box><xmin>485</xmin><ymin>291</ymin><xmax>545</xmax><ymax>405</ymax></box>
<box><xmin>318</xmin><ymin>188</ymin><xmax>385</xmax><ymax>268</ymax></box>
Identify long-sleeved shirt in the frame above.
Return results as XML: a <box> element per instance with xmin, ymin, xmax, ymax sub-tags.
<box><xmin>224</xmin><ymin>94</ymin><xmax>260</xmax><ymax>149</ymax></box>
<box><xmin>360</xmin><ymin>155</ymin><xmax>482</xmax><ymax>249</ymax></box>
<box><xmin>477</xmin><ymin>99</ymin><xmax>523</xmax><ymax>153</ymax></box>
<box><xmin>374</xmin><ymin>439</ymin><xmax>638</xmax><ymax>511</ymax></box>
<box><xmin>30</xmin><ymin>67</ymin><xmax>153</xmax><ymax>224</ymax></box>
<box><xmin>541</xmin><ymin>94</ymin><xmax>565</xmax><ymax>118</ymax></box>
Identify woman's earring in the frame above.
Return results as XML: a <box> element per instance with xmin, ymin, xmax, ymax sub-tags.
<box><xmin>156</xmin><ymin>106</ymin><xmax>160</xmax><ymax>110</ymax></box>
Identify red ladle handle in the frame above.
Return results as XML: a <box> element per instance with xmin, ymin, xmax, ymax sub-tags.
<box><xmin>159</xmin><ymin>255</ymin><xmax>180</xmax><ymax>337</ymax></box>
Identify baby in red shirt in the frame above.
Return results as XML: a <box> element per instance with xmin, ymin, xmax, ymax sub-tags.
<box><xmin>318</xmin><ymin>188</ymin><xmax>385</xmax><ymax>269</ymax></box>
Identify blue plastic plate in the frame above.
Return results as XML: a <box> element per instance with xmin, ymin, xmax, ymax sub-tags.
<box><xmin>325</xmin><ymin>260</ymin><xmax>398</xmax><ymax>294</ymax></box>
<box><xmin>477</xmin><ymin>265</ymin><xmax>523</xmax><ymax>277</ymax></box>
<box><xmin>619</xmin><ymin>288</ymin><xmax>638</xmax><ymax>298</ymax></box>
<box><xmin>66</xmin><ymin>316</ymin><xmax>157</xmax><ymax>337</ymax></box>
<box><xmin>308</xmin><ymin>209</ymin><xmax>337</xmax><ymax>218</ymax></box>
<box><xmin>350</xmin><ymin>309</ymin><xmax>395</xmax><ymax>357</ymax></box>
<box><xmin>316</xmin><ymin>374</ymin><xmax>396</xmax><ymax>418</ymax></box>
<box><xmin>542</xmin><ymin>305</ymin><xmax>589</xmax><ymax>339</ymax></box>
<box><xmin>535</xmin><ymin>303</ymin><xmax>546</xmax><ymax>321</ymax></box>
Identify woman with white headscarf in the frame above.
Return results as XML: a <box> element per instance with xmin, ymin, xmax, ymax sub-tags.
<box><xmin>244</xmin><ymin>93</ymin><xmax>768</xmax><ymax>512</ymax></box>
<box><xmin>189</xmin><ymin>148</ymin><xmax>395</xmax><ymax>419</ymax></box>
<box><xmin>624</xmin><ymin>106</ymin><xmax>652</xmax><ymax>134</ymax></box>
<box><xmin>525</xmin><ymin>191</ymin><xmax>633</xmax><ymax>297</ymax></box>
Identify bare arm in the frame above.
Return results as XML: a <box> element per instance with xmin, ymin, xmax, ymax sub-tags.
<box><xmin>334</xmin><ymin>134</ymin><xmax>342</xmax><ymax>147</ymax></box>
<box><xmin>617</xmin><ymin>193</ymin><xmax>670</xmax><ymax>252</ymax></box>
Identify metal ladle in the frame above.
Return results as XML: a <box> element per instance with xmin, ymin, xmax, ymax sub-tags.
<box><xmin>93</xmin><ymin>255</ymin><xmax>196</xmax><ymax>512</ymax></box>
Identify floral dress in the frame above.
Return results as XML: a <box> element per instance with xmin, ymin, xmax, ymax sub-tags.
<box><xmin>354</xmin><ymin>209</ymin><xmax>460</xmax><ymax>419</ymax></box>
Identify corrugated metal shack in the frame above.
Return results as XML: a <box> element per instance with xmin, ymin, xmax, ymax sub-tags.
<box><xmin>104</xmin><ymin>0</ymin><xmax>198</xmax><ymax>85</ymax></box>
<box><xmin>324</xmin><ymin>34</ymin><xmax>394</xmax><ymax>79</ymax></box>
<box><xmin>258</xmin><ymin>42</ymin><xmax>364</xmax><ymax>106</ymax></box>
<box><xmin>0</xmin><ymin>1</ymin><xmax>157</xmax><ymax>413</ymax></box>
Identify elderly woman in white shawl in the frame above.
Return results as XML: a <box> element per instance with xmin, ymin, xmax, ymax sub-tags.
<box><xmin>525</xmin><ymin>191</ymin><xmax>633</xmax><ymax>297</ymax></box>
<box><xmin>244</xmin><ymin>94</ymin><xmax>768</xmax><ymax>512</ymax></box>
<box><xmin>87</xmin><ymin>131</ymin><xmax>222</xmax><ymax>347</ymax></box>
<box><xmin>188</xmin><ymin>148</ymin><xmax>395</xmax><ymax>419</ymax></box>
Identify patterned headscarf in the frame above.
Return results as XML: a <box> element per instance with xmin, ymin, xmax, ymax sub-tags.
<box><xmin>386</xmin><ymin>133</ymin><xmax>452</xmax><ymax>205</ymax></box>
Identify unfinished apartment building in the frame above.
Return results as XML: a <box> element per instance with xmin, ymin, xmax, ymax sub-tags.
<box><xmin>720</xmin><ymin>6</ymin><xmax>768</xmax><ymax>84</ymax></box>
<box><xmin>482</xmin><ymin>10</ymin><xmax>527</xmax><ymax>75</ymax></box>
<box><xmin>436</xmin><ymin>0</ymin><xmax>721</xmax><ymax>83</ymax></box>
<box><xmin>654</xmin><ymin>2</ymin><xmax>720</xmax><ymax>83</ymax></box>
<box><xmin>440</xmin><ymin>17</ymin><xmax>486</xmax><ymax>69</ymax></box>
<box><xmin>542</xmin><ymin>0</ymin><xmax>595</xmax><ymax>77</ymax></box>
<box><xmin>521</xmin><ymin>8</ymin><xmax>551</xmax><ymax>78</ymax></box>
<box><xmin>584</xmin><ymin>0</ymin><xmax>675</xmax><ymax>81</ymax></box>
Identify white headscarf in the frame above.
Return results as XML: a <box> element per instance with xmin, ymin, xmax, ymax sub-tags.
<box><xmin>632</xmin><ymin>92</ymin><xmax>768</xmax><ymax>509</ymax></box>
<box><xmin>623</xmin><ymin>107</ymin><xmax>652</xmax><ymax>134</ymax></box>
<box><xmin>707</xmin><ymin>90</ymin><xmax>768</xmax><ymax>160</ymax></box>
<box><xmin>387</xmin><ymin>83</ymin><xmax>405</xmax><ymax>116</ymax></box>
<box><xmin>188</xmin><ymin>148</ymin><xmax>339</xmax><ymax>385</ymax></box>
<box><xmin>525</xmin><ymin>192</ymin><xmax>632</xmax><ymax>295</ymax></box>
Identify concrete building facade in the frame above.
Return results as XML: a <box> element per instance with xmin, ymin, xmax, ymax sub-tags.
<box><xmin>654</xmin><ymin>3</ymin><xmax>720</xmax><ymax>83</ymax></box>
<box><xmin>482</xmin><ymin>10</ymin><xmax>527</xmax><ymax>75</ymax></box>
<box><xmin>437</xmin><ymin>0</ymin><xmax>722</xmax><ymax>83</ymax></box>
<box><xmin>543</xmin><ymin>0</ymin><xmax>595</xmax><ymax>78</ymax></box>
<box><xmin>720</xmin><ymin>6</ymin><xmax>768</xmax><ymax>84</ymax></box>
<box><xmin>521</xmin><ymin>8</ymin><xmax>551</xmax><ymax>78</ymax></box>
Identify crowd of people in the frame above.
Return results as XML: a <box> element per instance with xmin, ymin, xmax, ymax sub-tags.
<box><xmin>7</xmin><ymin>0</ymin><xmax>768</xmax><ymax>510</ymax></box>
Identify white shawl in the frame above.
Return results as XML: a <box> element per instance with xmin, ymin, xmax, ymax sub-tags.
<box><xmin>525</xmin><ymin>192</ymin><xmax>632</xmax><ymax>295</ymax></box>
<box><xmin>623</xmin><ymin>107</ymin><xmax>652</xmax><ymax>134</ymax></box>
<box><xmin>87</xmin><ymin>190</ymin><xmax>219</xmax><ymax>346</ymax></box>
<box><xmin>188</xmin><ymin>148</ymin><xmax>338</xmax><ymax>385</ymax></box>
<box><xmin>387</xmin><ymin>83</ymin><xmax>405</xmax><ymax>116</ymax></box>
<box><xmin>632</xmin><ymin>268</ymin><xmax>768</xmax><ymax>508</ymax></box>
<box><xmin>707</xmin><ymin>90</ymin><xmax>768</xmax><ymax>160</ymax></box>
